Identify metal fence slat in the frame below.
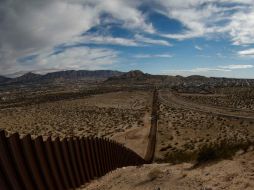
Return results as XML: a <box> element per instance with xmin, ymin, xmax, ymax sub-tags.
<box><xmin>61</xmin><ymin>139</ymin><xmax>76</xmax><ymax>188</ymax></box>
<box><xmin>22</xmin><ymin>135</ymin><xmax>47</xmax><ymax>190</ymax></box>
<box><xmin>34</xmin><ymin>136</ymin><xmax>56</xmax><ymax>190</ymax></box>
<box><xmin>67</xmin><ymin>138</ymin><xmax>82</xmax><ymax>187</ymax></box>
<box><xmin>0</xmin><ymin>131</ymin><xmax>24</xmax><ymax>190</ymax></box>
<box><xmin>44</xmin><ymin>137</ymin><xmax>65</xmax><ymax>190</ymax></box>
<box><xmin>0</xmin><ymin>164</ymin><xmax>12</xmax><ymax>190</ymax></box>
<box><xmin>81</xmin><ymin>138</ymin><xmax>93</xmax><ymax>180</ymax></box>
<box><xmin>8</xmin><ymin>133</ymin><xmax>36</xmax><ymax>190</ymax></box>
<box><xmin>52</xmin><ymin>138</ymin><xmax>71</xmax><ymax>188</ymax></box>
<box><xmin>87</xmin><ymin>138</ymin><xmax>99</xmax><ymax>177</ymax></box>
<box><xmin>73</xmin><ymin>139</ymin><xmax>86</xmax><ymax>183</ymax></box>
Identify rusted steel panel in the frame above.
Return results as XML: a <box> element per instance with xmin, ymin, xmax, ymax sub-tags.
<box><xmin>80</xmin><ymin>138</ymin><xmax>92</xmax><ymax>181</ymax></box>
<box><xmin>0</xmin><ymin>131</ymin><xmax>24</xmax><ymax>190</ymax></box>
<box><xmin>93</xmin><ymin>138</ymin><xmax>103</xmax><ymax>177</ymax></box>
<box><xmin>87</xmin><ymin>138</ymin><xmax>99</xmax><ymax>177</ymax></box>
<box><xmin>113</xmin><ymin>142</ymin><xmax>119</xmax><ymax>169</ymax></box>
<box><xmin>74</xmin><ymin>138</ymin><xmax>86</xmax><ymax>183</ymax></box>
<box><xmin>97</xmin><ymin>139</ymin><xmax>106</xmax><ymax>175</ymax></box>
<box><xmin>34</xmin><ymin>136</ymin><xmax>56</xmax><ymax>190</ymax></box>
<box><xmin>22</xmin><ymin>135</ymin><xmax>47</xmax><ymax>190</ymax></box>
<box><xmin>60</xmin><ymin>139</ymin><xmax>76</xmax><ymax>188</ymax></box>
<box><xmin>0</xmin><ymin>129</ymin><xmax>147</xmax><ymax>190</ymax></box>
<box><xmin>8</xmin><ymin>133</ymin><xmax>36</xmax><ymax>190</ymax></box>
<box><xmin>104</xmin><ymin>139</ymin><xmax>111</xmax><ymax>172</ymax></box>
<box><xmin>44</xmin><ymin>137</ymin><xmax>65</xmax><ymax>190</ymax></box>
<box><xmin>67</xmin><ymin>138</ymin><xmax>82</xmax><ymax>186</ymax></box>
<box><xmin>52</xmin><ymin>138</ymin><xmax>71</xmax><ymax>189</ymax></box>
<box><xmin>0</xmin><ymin>165</ymin><xmax>11</xmax><ymax>190</ymax></box>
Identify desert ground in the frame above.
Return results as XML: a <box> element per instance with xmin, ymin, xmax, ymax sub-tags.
<box><xmin>156</xmin><ymin>88</ymin><xmax>254</xmax><ymax>163</ymax></box>
<box><xmin>0</xmin><ymin>91</ymin><xmax>152</xmax><ymax>144</ymax></box>
<box><xmin>1</xmin><ymin>85</ymin><xmax>254</xmax><ymax>189</ymax></box>
<box><xmin>83</xmin><ymin>148</ymin><xmax>254</xmax><ymax>190</ymax></box>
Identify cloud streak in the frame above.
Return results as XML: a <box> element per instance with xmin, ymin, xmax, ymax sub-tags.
<box><xmin>133</xmin><ymin>53</ymin><xmax>173</xmax><ymax>58</ymax></box>
<box><xmin>238</xmin><ymin>48</ymin><xmax>254</xmax><ymax>57</ymax></box>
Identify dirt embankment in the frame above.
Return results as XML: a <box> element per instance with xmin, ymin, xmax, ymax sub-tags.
<box><xmin>83</xmin><ymin>149</ymin><xmax>254</xmax><ymax>190</ymax></box>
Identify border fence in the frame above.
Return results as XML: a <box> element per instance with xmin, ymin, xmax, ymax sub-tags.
<box><xmin>0</xmin><ymin>131</ymin><xmax>146</xmax><ymax>190</ymax></box>
<box><xmin>144</xmin><ymin>89</ymin><xmax>159</xmax><ymax>162</ymax></box>
<box><xmin>0</xmin><ymin>89</ymin><xmax>158</xmax><ymax>190</ymax></box>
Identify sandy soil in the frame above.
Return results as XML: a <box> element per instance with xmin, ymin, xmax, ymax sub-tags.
<box><xmin>0</xmin><ymin>91</ymin><xmax>152</xmax><ymax>140</ymax></box>
<box><xmin>83</xmin><ymin>150</ymin><xmax>254</xmax><ymax>190</ymax></box>
<box><xmin>112</xmin><ymin>111</ymin><xmax>151</xmax><ymax>157</ymax></box>
<box><xmin>156</xmin><ymin>90</ymin><xmax>254</xmax><ymax>163</ymax></box>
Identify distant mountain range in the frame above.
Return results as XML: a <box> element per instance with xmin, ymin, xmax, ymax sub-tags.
<box><xmin>0</xmin><ymin>70</ymin><xmax>124</xmax><ymax>85</ymax></box>
<box><xmin>0</xmin><ymin>70</ymin><xmax>254</xmax><ymax>88</ymax></box>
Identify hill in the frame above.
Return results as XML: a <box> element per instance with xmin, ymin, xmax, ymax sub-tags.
<box><xmin>0</xmin><ymin>76</ymin><xmax>11</xmax><ymax>83</ymax></box>
<box><xmin>0</xmin><ymin>70</ymin><xmax>124</xmax><ymax>85</ymax></box>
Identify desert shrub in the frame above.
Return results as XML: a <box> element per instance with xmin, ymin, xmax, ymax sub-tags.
<box><xmin>197</xmin><ymin>140</ymin><xmax>253</xmax><ymax>164</ymax></box>
<box><xmin>156</xmin><ymin>139</ymin><xmax>254</xmax><ymax>165</ymax></box>
<box><xmin>147</xmin><ymin>168</ymin><xmax>163</xmax><ymax>181</ymax></box>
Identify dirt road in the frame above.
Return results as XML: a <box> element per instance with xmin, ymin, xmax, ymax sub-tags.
<box><xmin>159</xmin><ymin>90</ymin><xmax>254</xmax><ymax>120</ymax></box>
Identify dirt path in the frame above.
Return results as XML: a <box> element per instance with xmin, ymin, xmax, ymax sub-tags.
<box><xmin>159</xmin><ymin>90</ymin><xmax>254</xmax><ymax>120</ymax></box>
<box><xmin>112</xmin><ymin>111</ymin><xmax>151</xmax><ymax>157</ymax></box>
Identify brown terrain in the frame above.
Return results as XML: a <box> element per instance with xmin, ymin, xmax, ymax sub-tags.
<box><xmin>83</xmin><ymin>149</ymin><xmax>254</xmax><ymax>190</ymax></box>
<box><xmin>156</xmin><ymin>89</ymin><xmax>254</xmax><ymax>163</ymax></box>
<box><xmin>0</xmin><ymin>71</ymin><xmax>254</xmax><ymax>189</ymax></box>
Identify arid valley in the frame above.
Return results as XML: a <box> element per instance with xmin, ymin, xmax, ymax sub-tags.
<box><xmin>0</xmin><ymin>70</ymin><xmax>254</xmax><ymax>189</ymax></box>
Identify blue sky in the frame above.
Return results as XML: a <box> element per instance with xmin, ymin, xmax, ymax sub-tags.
<box><xmin>1</xmin><ymin>0</ymin><xmax>254</xmax><ymax>78</ymax></box>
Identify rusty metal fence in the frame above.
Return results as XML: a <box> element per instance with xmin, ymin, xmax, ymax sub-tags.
<box><xmin>0</xmin><ymin>130</ymin><xmax>145</xmax><ymax>190</ymax></box>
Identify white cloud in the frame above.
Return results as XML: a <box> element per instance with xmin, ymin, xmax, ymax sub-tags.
<box><xmin>134</xmin><ymin>34</ymin><xmax>172</xmax><ymax>46</ymax></box>
<box><xmin>156</xmin><ymin>0</ymin><xmax>254</xmax><ymax>45</ymax></box>
<box><xmin>163</xmin><ymin>64</ymin><xmax>253</xmax><ymax>76</ymax></box>
<box><xmin>227</xmin><ymin>8</ymin><xmax>254</xmax><ymax>45</ymax></box>
<box><xmin>0</xmin><ymin>0</ymin><xmax>155</xmax><ymax>74</ymax></box>
<box><xmin>134</xmin><ymin>53</ymin><xmax>172</xmax><ymax>58</ymax></box>
<box><xmin>195</xmin><ymin>45</ymin><xmax>203</xmax><ymax>51</ymax></box>
<box><xmin>238</xmin><ymin>48</ymin><xmax>254</xmax><ymax>57</ymax></box>
<box><xmin>70</xmin><ymin>34</ymin><xmax>171</xmax><ymax>47</ymax></box>
<box><xmin>1</xmin><ymin>0</ymin><xmax>254</xmax><ymax>75</ymax></box>
<box><xmin>74</xmin><ymin>35</ymin><xmax>140</xmax><ymax>46</ymax></box>
<box><xmin>219</xmin><ymin>64</ymin><xmax>254</xmax><ymax>69</ymax></box>
<box><xmin>2</xmin><ymin>47</ymin><xmax>118</xmax><ymax>75</ymax></box>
